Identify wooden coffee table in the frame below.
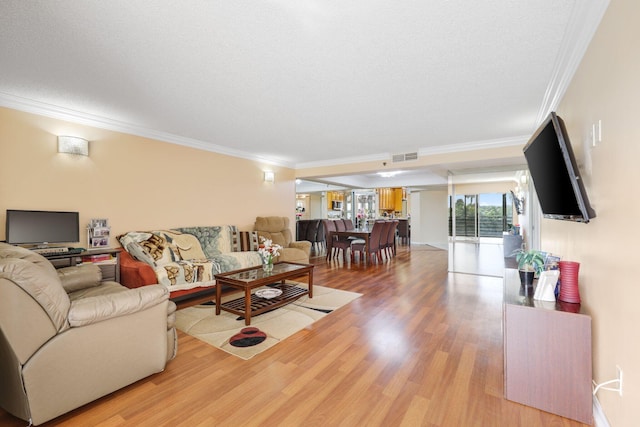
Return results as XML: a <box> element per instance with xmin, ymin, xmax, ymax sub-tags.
<box><xmin>214</xmin><ymin>262</ymin><xmax>314</xmax><ymax>325</ymax></box>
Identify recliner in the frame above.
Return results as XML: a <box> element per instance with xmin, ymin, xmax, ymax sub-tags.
<box><xmin>254</xmin><ymin>216</ymin><xmax>312</xmax><ymax>263</ymax></box>
<box><xmin>0</xmin><ymin>243</ymin><xmax>177</xmax><ymax>426</ymax></box>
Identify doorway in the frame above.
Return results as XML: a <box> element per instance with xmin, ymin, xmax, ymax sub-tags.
<box><xmin>447</xmin><ymin>168</ymin><xmax>526</xmax><ymax>277</ymax></box>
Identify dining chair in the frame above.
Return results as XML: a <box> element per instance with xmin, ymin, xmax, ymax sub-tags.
<box><xmin>303</xmin><ymin>219</ymin><xmax>322</xmax><ymax>253</ymax></box>
<box><xmin>351</xmin><ymin>220</ymin><xmax>385</xmax><ymax>263</ymax></box>
<box><xmin>343</xmin><ymin>219</ymin><xmax>355</xmax><ymax>230</ymax></box>
<box><xmin>316</xmin><ymin>220</ymin><xmax>326</xmax><ymax>252</ymax></box>
<box><xmin>397</xmin><ymin>218</ymin><xmax>410</xmax><ymax>245</ymax></box>
<box><xmin>331</xmin><ymin>219</ymin><xmax>351</xmax><ymax>262</ymax></box>
<box><xmin>378</xmin><ymin>221</ymin><xmax>393</xmax><ymax>260</ymax></box>
<box><xmin>383</xmin><ymin>219</ymin><xmax>399</xmax><ymax>258</ymax></box>
<box><xmin>296</xmin><ymin>220</ymin><xmax>309</xmax><ymax>242</ymax></box>
<box><xmin>322</xmin><ymin>219</ymin><xmax>337</xmax><ymax>259</ymax></box>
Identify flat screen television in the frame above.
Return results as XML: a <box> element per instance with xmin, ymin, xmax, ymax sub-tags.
<box><xmin>5</xmin><ymin>210</ymin><xmax>80</xmax><ymax>245</ymax></box>
<box><xmin>523</xmin><ymin>112</ymin><xmax>596</xmax><ymax>223</ymax></box>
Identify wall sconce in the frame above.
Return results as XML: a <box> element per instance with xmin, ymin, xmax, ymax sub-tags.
<box><xmin>58</xmin><ymin>136</ymin><xmax>89</xmax><ymax>156</ymax></box>
<box><xmin>264</xmin><ymin>171</ymin><xmax>275</xmax><ymax>183</ymax></box>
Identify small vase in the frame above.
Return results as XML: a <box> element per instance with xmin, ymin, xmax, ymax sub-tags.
<box><xmin>519</xmin><ymin>270</ymin><xmax>535</xmax><ymax>296</ymax></box>
<box><xmin>262</xmin><ymin>260</ymin><xmax>273</xmax><ymax>273</ymax></box>
<box><xmin>519</xmin><ymin>270</ymin><xmax>535</xmax><ymax>286</ymax></box>
<box><xmin>558</xmin><ymin>260</ymin><xmax>581</xmax><ymax>303</ymax></box>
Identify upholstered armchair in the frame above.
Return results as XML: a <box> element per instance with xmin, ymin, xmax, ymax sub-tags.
<box><xmin>0</xmin><ymin>243</ymin><xmax>177</xmax><ymax>426</ymax></box>
<box><xmin>254</xmin><ymin>216</ymin><xmax>311</xmax><ymax>264</ymax></box>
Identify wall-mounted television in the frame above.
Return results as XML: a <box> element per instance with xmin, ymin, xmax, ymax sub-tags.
<box><xmin>5</xmin><ymin>210</ymin><xmax>80</xmax><ymax>245</ymax></box>
<box><xmin>523</xmin><ymin>112</ymin><xmax>596</xmax><ymax>223</ymax></box>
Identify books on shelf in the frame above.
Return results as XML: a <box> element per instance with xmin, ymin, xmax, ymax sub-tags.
<box><xmin>82</xmin><ymin>253</ymin><xmax>113</xmax><ymax>263</ymax></box>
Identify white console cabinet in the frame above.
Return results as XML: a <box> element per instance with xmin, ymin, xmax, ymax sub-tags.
<box><xmin>503</xmin><ymin>267</ymin><xmax>593</xmax><ymax>425</ymax></box>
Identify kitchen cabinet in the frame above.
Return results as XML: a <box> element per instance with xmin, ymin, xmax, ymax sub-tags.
<box><xmin>378</xmin><ymin>188</ymin><xmax>393</xmax><ymax>210</ymax></box>
<box><xmin>378</xmin><ymin>188</ymin><xmax>404</xmax><ymax>212</ymax></box>
<box><xmin>327</xmin><ymin>191</ymin><xmax>344</xmax><ymax>210</ymax></box>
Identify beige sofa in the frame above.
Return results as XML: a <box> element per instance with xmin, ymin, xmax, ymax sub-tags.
<box><xmin>117</xmin><ymin>220</ymin><xmax>311</xmax><ymax>298</ymax></box>
<box><xmin>0</xmin><ymin>243</ymin><xmax>177</xmax><ymax>426</ymax></box>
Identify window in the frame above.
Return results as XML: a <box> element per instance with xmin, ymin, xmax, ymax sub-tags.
<box><xmin>449</xmin><ymin>192</ymin><xmax>514</xmax><ymax>237</ymax></box>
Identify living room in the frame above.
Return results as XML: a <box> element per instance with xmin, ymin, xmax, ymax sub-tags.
<box><xmin>1</xmin><ymin>0</ymin><xmax>638</xmax><ymax>426</ymax></box>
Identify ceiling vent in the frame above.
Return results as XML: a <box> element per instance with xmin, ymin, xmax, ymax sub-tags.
<box><xmin>392</xmin><ymin>152</ymin><xmax>418</xmax><ymax>162</ymax></box>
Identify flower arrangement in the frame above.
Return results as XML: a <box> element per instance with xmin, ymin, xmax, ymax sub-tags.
<box><xmin>258</xmin><ymin>237</ymin><xmax>282</xmax><ymax>269</ymax></box>
<box><xmin>356</xmin><ymin>209</ymin><xmax>369</xmax><ymax>228</ymax></box>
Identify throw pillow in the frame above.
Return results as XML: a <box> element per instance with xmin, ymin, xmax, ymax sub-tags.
<box><xmin>231</xmin><ymin>230</ymin><xmax>260</xmax><ymax>252</ymax></box>
<box><xmin>117</xmin><ymin>231</ymin><xmax>181</xmax><ymax>266</ymax></box>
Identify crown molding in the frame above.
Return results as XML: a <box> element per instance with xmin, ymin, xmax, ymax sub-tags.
<box><xmin>418</xmin><ymin>135</ymin><xmax>528</xmax><ymax>156</ymax></box>
<box><xmin>0</xmin><ymin>92</ymin><xmax>293</xmax><ymax>168</ymax></box>
<box><xmin>535</xmin><ymin>0</ymin><xmax>610</xmax><ymax>127</ymax></box>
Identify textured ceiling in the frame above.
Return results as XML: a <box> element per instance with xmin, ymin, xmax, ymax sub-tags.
<box><xmin>0</xmin><ymin>1</ymin><xmax>608</xmax><ymax>182</ymax></box>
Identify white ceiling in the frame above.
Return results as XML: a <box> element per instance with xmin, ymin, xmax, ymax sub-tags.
<box><xmin>0</xmin><ymin>1</ymin><xmax>608</xmax><ymax>189</ymax></box>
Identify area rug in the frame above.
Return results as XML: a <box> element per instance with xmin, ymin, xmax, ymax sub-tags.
<box><xmin>175</xmin><ymin>283</ymin><xmax>362</xmax><ymax>360</ymax></box>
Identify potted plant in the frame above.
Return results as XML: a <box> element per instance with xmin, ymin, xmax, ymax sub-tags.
<box><xmin>513</xmin><ymin>249</ymin><xmax>545</xmax><ymax>288</ymax></box>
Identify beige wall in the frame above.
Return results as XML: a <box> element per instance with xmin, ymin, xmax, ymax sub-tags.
<box><xmin>411</xmin><ymin>189</ymin><xmax>448</xmax><ymax>248</ymax></box>
<box><xmin>548</xmin><ymin>1</ymin><xmax>639</xmax><ymax>424</ymax></box>
<box><xmin>0</xmin><ymin>108</ymin><xmax>296</xmax><ymax>247</ymax></box>
<box><xmin>453</xmin><ymin>181</ymin><xmax>517</xmax><ymax>196</ymax></box>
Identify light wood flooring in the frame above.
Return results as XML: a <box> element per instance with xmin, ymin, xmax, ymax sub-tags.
<box><xmin>448</xmin><ymin>239</ymin><xmax>506</xmax><ymax>277</ymax></box>
<box><xmin>0</xmin><ymin>244</ymin><xmax>589</xmax><ymax>426</ymax></box>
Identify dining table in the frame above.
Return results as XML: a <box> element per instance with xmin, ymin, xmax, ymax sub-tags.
<box><xmin>330</xmin><ymin>228</ymin><xmax>372</xmax><ymax>263</ymax></box>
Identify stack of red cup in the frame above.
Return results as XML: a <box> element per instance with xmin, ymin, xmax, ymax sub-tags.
<box><xmin>558</xmin><ymin>260</ymin><xmax>581</xmax><ymax>303</ymax></box>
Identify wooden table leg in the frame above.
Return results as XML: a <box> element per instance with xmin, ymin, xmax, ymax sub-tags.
<box><xmin>308</xmin><ymin>270</ymin><xmax>313</xmax><ymax>298</ymax></box>
<box><xmin>364</xmin><ymin>234</ymin><xmax>369</xmax><ymax>264</ymax></box>
<box><xmin>244</xmin><ymin>288</ymin><xmax>252</xmax><ymax>325</ymax></box>
<box><xmin>215</xmin><ymin>280</ymin><xmax>222</xmax><ymax>315</ymax></box>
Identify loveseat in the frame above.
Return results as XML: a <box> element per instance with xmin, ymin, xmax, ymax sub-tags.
<box><xmin>117</xmin><ymin>219</ymin><xmax>311</xmax><ymax>300</ymax></box>
<box><xmin>0</xmin><ymin>243</ymin><xmax>176</xmax><ymax>426</ymax></box>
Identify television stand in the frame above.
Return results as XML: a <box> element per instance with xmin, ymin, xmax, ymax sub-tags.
<box><xmin>33</xmin><ymin>246</ymin><xmax>65</xmax><ymax>253</ymax></box>
<box><xmin>45</xmin><ymin>248</ymin><xmax>121</xmax><ymax>282</ymax></box>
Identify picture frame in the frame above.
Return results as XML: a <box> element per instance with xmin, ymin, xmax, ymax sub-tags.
<box><xmin>87</xmin><ymin>218</ymin><xmax>110</xmax><ymax>248</ymax></box>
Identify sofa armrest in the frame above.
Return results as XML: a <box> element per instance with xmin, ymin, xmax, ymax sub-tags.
<box><xmin>58</xmin><ymin>264</ymin><xmax>102</xmax><ymax>293</ymax></box>
<box><xmin>289</xmin><ymin>240</ymin><xmax>312</xmax><ymax>254</ymax></box>
<box><xmin>68</xmin><ymin>285</ymin><xmax>169</xmax><ymax>327</ymax></box>
<box><xmin>120</xmin><ymin>250</ymin><xmax>158</xmax><ymax>288</ymax></box>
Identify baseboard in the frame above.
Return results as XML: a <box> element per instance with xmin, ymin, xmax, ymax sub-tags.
<box><xmin>412</xmin><ymin>241</ymin><xmax>448</xmax><ymax>250</ymax></box>
<box><xmin>593</xmin><ymin>395</ymin><xmax>610</xmax><ymax>427</ymax></box>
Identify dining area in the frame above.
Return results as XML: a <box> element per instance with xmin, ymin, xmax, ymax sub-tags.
<box><xmin>322</xmin><ymin>218</ymin><xmax>401</xmax><ymax>264</ymax></box>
